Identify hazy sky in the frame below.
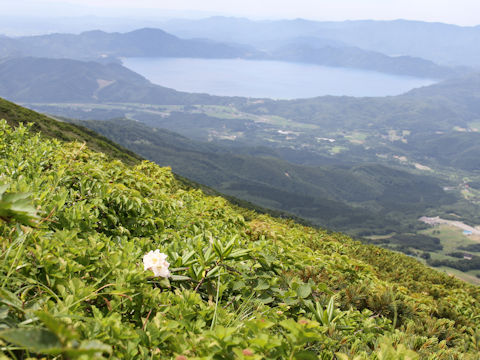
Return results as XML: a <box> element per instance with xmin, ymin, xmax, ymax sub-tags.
<box><xmin>3</xmin><ymin>0</ymin><xmax>480</xmax><ymax>26</ymax></box>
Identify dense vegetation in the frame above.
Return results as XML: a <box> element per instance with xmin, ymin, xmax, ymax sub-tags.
<box><xmin>458</xmin><ymin>244</ymin><xmax>480</xmax><ymax>252</ymax></box>
<box><xmin>0</xmin><ymin>98</ymin><xmax>314</xmax><ymax>227</ymax></box>
<box><xmin>0</xmin><ymin>98</ymin><xmax>142</xmax><ymax>166</ymax></box>
<box><xmin>1</xmin><ymin>114</ymin><xmax>480</xmax><ymax>359</ymax></box>
<box><xmin>428</xmin><ymin>256</ymin><xmax>480</xmax><ymax>272</ymax></box>
<box><xmin>368</xmin><ymin>234</ymin><xmax>444</xmax><ymax>253</ymax></box>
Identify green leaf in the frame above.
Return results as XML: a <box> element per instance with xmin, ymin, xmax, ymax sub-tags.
<box><xmin>0</xmin><ymin>187</ymin><xmax>39</xmax><ymax>226</ymax></box>
<box><xmin>232</xmin><ymin>280</ymin><xmax>245</xmax><ymax>291</ymax></box>
<box><xmin>226</xmin><ymin>249</ymin><xmax>250</xmax><ymax>259</ymax></box>
<box><xmin>254</xmin><ymin>279</ymin><xmax>270</xmax><ymax>291</ymax></box>
<box><xmin>36</xmin><ymin>311</ymin><xmax>79</xmax><ymax>342</ymax></box>
<box><xmin>170</xmin><ymin>275</ymin><xmax>191</xmax><ymax>281</ymax></box>
<box><xmin>0</xmin><ymin>289</ymin><xmax>23</xmax><ymax>311</ymax></box>
<box><xmin>0</xmin><ymin>184</ymin><xmax>8</xmax><ymax>197</ymax></box>
<box><xmin>296</xmin><ymin>284</ymin><xmax>312</xmax><ymax>299</ymax></box>
<box><xmin>0</xmin><ymin>306</ymin><xmax>9</xmax><ymax>320</ymax></box>
<box><xmin>0</xmin><ymin>328</ymin><xmax>62</xmax><ymax>355</ymax></box>
<box><xmin>294</xmin><ymin>350</ymin><xmax>318</xmax><ymax>360</ymax></box>
<box><xmin>65</xmin><ymin>340</ymin><xmax>112</xmax><ymax>357</ymax></box>
<box><xmin>206</xmin><ymin>266</ymin><xmax>220</xmax><ymax>278</ymax></box>
<box><xmin>258</xmin><ymin>296</ymin><xmax>274</xmax><ymax>304</ymax></box>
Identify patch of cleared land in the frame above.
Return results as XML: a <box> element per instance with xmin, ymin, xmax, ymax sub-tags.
<box><xmin>419</xmin><ymin>216</ymin><xmax>480</xmax><ymax>236</ymax></box>
<box><xmin>421</xmin><ymin>224</ymin><xmax>480</xmax><ymax>254</ymax></box>
<box><xmin>419</xmin><ymin>221</ymin><xmax>480</xmax><ymax>285</ymax></box>
<box><xmin>414</xmin><ymin>163</ymin><xmax>432</xmax><ymax>171</ymax></box>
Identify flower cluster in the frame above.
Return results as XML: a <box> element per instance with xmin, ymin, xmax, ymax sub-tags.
<box><xmin>143</xmin><ymin>250</ymin><xmax>170</xmax><ymax>278</ymax></box>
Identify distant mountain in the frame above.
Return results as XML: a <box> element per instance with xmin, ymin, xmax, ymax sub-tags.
<box><xmin>271</xmin><ymin>43</ymin><xmax>459</xmax><ymax>79</ymax></box>
<box><xmin>0</xmin><ymin>28</ymin><xmax>259</xmax><ymax>61</ymax></box>
<box><xmin>0</xmin><ymin>57</ymin><xmax>148</xmax><ymax>102</ymax></box>
<box><xmin>160</xmin><ymin>17</ymin><xmax>480</xmax><ymax>67</ymax></box>
<box><xmin>0</xmin><ymin>36</ymin><xmax>20</xmax><ymax>58</ymax></box>
<box><xmin>274</xmin><ymin>36</ymin><xmax>347</xmax><ymax>50</ymax></box>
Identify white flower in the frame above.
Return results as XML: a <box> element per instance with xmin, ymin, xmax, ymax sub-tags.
<box><xmin>143</xmin><ymin>250</ymin><xmax>170</xmax><ymax>278</ymax></box>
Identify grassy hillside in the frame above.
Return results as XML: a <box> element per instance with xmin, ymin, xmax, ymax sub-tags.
<box><xmin>0</xmin><ymin>97</ymin><xmax>142</xmax><ymax>166</ymax></box>
<box><xmin>1</xmin><ymin>114</ymin><xmax>480</xmax><ymax>358</ymax></box>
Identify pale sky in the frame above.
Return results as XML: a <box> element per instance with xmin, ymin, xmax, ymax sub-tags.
<box><xmin>3</xmin><ymin>0</ymin><xmax>480</xmax><ymax>26</ymax></box>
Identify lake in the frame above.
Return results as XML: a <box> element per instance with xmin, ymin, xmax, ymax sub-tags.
<box><xmin>122</xmin><ymin>57</ymin><xmax>436</xmax><ymax>99</ymax></box>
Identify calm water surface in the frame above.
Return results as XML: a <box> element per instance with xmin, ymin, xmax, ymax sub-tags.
<box><xmin>123</xmin><ymin>57</ymin><xmax>436</xmax><ymax>99</ymax></box>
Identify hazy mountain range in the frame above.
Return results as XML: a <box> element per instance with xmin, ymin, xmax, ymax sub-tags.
<box><xmin>0</xmin><ymin>25</ymin><xmax>467</xmax><ymax>78</ymax></box>
<box><xmin>160</xmin><ymin>17</ymin><xmax>480</xmax><ymax>67</ymax></box>
<box><xmin>0</xmin><ymin>28</ymin><xmax>257</xmax><ymax>61</ymax></box>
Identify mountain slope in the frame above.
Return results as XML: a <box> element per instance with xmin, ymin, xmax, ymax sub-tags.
<box><xmin>0</xmin><ymin>57</ymin><xmax>232</xmax><ymax>105</ymax></box>
<box><xmin>237</xmin><ymin>72</ymin><xmax>480</xmax><ymax>134</ymax></box>
<box><xmin>1</xmin><ymin>118</ymin><xmax>479</xmax><ymax>359</ymax></box>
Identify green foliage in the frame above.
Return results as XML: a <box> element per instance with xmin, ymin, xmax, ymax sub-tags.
<box><xmin>458</xmin><ymin>244</ymin><xmax>480</xmax><ymax>252</ymax></box>
<box><xmin>369</xmin><ymin>234</ymin><xmax>443</xmax><ymax>253</ymax></box>
<box><xmin>428</xmin><ymin>256</ymin><xmax>480</xmax><ymax>272</ymax></box>
<box><xmin>0</xmin><ymin>120</ymin><xmax>479</xmax><ymax>359</ymax></box>
<box><xmin>0</xmin><ymin>185</ymin><xmax>38</xmax><ymax>226</ymax></box>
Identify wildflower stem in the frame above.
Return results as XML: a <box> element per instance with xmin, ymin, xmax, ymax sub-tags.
<box><xmin>142</xmin><ymin>309</ymin><xmax>152</xmax><ymax>330</ymax></box>
<box><xmin>210</xmin><ymin>272</ymin><xmax>221</xmax><ymax>330</ymax></box>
